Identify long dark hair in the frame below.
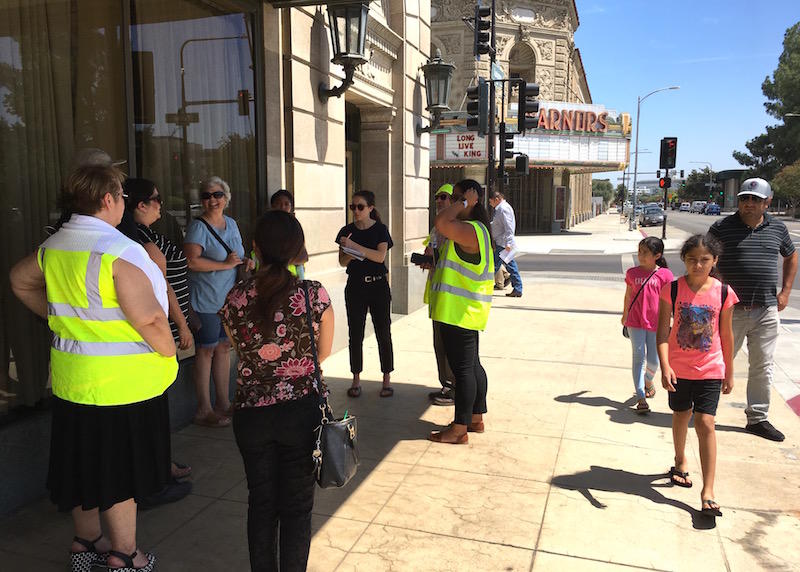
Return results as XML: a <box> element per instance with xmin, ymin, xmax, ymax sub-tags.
<box><xmin>251</xmin><ymin>211</ymin><xmax>306</xmax><ymax>327</ymax></box>
<box><xmin>353</xmin><ymin>190</ymin><xmax>382</xmax><ymax>224</ymax></box>
<box><xmin>680</xmin><ymin>233</ymin><xmax>724</xmax><ymax>280</ymax></box>
<box><xmin>639</xmin><ymin>236</ymin><xmax>669</xmax><ymax>268</ymax></box>
<box><xmin>454</xmin><ymin>179</ymin><xmax>491</xmax><ymax>229</ymax></box>
<box><xmin>123</xmin><ymin>178</ymin><xmax>157</xmax><ymax>212</ymax></box>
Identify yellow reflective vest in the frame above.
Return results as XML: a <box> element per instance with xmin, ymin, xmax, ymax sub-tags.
<box><xmin>428</xmin><ymin>220</ymin><xmax>494</xmax><ymax>331</ymax></box>
<box><xmin>38</xmin><ymin>222</ymin><xmax>177</xmax><ymax>406</ymax></box>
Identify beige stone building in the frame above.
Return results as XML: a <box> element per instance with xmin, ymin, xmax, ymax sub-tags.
<box><xmin>429</xmin><ymin>0</ymin><xmax>630</xmax><ymax>232</ymax></box>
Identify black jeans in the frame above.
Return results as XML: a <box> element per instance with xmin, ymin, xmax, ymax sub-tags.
<box><xmin>438</xmin><ymin>322</ymin><xmax>488</xmax><ymax>425</ymax></box>
<box><xmin>345</xmin><ymin>276</ymin><xmax>394</xmax><ymax>374</ymax></box>
<box><xmin>233</xmin><ymin>396</ymin><xmax>322</xmax><ymax>572</ymax></box>
<box><xmin>433</xmin><ymin>321</ymin><xmax>455</xmax><ymax>390</ymax></box>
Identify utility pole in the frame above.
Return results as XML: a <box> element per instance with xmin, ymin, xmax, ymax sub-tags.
<box><xmin>486</xmin><ymin>0</ymin><xmax>497</xmax><ymax>196</ymax></box>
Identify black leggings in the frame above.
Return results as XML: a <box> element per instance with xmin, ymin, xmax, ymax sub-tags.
<box><xmin>345</xmin><ymin>277</ymin><xmax>394</xmax><ymax>374</ymax></box>
<box><xmin>438</xmin><ymin>322</ymin><xmax>488</xmax><ymax>425</ymax></box>
<box><xmin>233</xmin><ymin>397</ymin><xmax>322</xmax><ymax>572</ymax></box>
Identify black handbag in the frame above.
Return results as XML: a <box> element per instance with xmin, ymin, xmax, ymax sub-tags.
<box><xmin>622</xmin><ymin>269</ymin><xmax>658</xmax><ymax>338</ymax></box>
<box><xmin>301</xmin><ymin>282</ymin><xmax>359</xmax><ymax>488</ymax></box>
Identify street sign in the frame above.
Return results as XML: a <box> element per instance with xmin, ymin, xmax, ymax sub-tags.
<box><xmin>165</xmin><ymin>112</ymin><xmax>200</xmax><ymax>126</ymax></box>
<box><xmin>491</xmin><ymin>62</ymin><xmax>504</xmax><ymax>81</ymax></box>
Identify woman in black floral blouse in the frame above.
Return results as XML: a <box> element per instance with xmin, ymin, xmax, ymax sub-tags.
<box><xmin>219</xmin><ymin>210</ymin><xmax>334</xmax><ymax>572</ymax></box>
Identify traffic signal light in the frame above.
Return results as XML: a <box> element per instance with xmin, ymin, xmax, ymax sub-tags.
<box><xmin>518</xmin><ymin>82</ymin><xmax>540</xmax><ymax>133</ymax></box>
<box><xmin>501</xmin><ymin>129</ymin><xmax>514</xmax><ymax>159</ymax></box>
<box><xmin>659</xmin><ymin>177</ymin><xmax>672</xmax><ymax>189</ymax></box>
<box><xmin>466</xmin><ymin>78</ymin><xmax>489</xmax><ymax>136</ymax></box>
<box><xmin>656</xmin><ymin>170</ymin><xmax>661</xmax><ymax>179</ymax></box>
<box><xmin>237</xmin><ymin>89</ymin><xmax>250</xmax><ymax>116</ymax></box>
<box><xmin>659</xmin><ymin>137</ymin><xmax>677</xmax><ymax>169</ymax></box>
<box><xmin>515</xmin><ymin>154</ymin><xmax>529</xmax><ymax>174</ymax></box>
<box><xmin>473</xmin><ymin>4</ymin><xmax>491</xmax><ymax>57</ymax></box>
<box><xmin>680</xmin><ymin>170</ymin><xmax>684</xmax><ymax>178</ymax></box>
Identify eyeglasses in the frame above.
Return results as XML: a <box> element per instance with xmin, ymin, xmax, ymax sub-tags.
<box><xmin>144</xmin><ymin>194</ymin><xmax>163</xmax><ymax>205</ymax></box>
<box><xmin>201</xmin><ymin>191</ymin><xmax>225</xmax><ymax>200</ymax></box>
<box><xmin>435</xmin><ymin>194</ymin><xmax>450</xmax><ymax>201</ymax></box>
<box><xmin>349</xmin><ymin>203</ymin><xmax>367</xmax><ymax>211</ymax></box>
<box><xmin>738</xmin><ymin>195</ymin><xmax>765</xmax><ymax>203</ymax></box>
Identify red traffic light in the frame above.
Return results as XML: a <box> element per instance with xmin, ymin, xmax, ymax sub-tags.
<box><xmin>659</xmin><ymin>177</ymin><xmax>672</xmax><ymax>189</ymax></box>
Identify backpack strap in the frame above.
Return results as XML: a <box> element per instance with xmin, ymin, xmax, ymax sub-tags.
<box><xmin>670</xmin><ymin>279</ymin><xmax>679</xmax><ymax>318</ymax></box>
<box><xmin>719</xmin><ymin>283</ymin><xmax>729</xmax><ymax>327</ymax></box>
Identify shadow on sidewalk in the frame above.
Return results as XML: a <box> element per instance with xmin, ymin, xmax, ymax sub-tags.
<box><xmin>551</xmin><ymin>466</ymin><xmax>716</xmax><ymax>530</ymax></box>
<box><xmin>492</xmin><ymin>306</ymin><xmax>622</xmax><ymax>316</ymax></box>
<box><xmin>554</xmin><ymin>391</ymin><xmax>748</xmax><ymax>433</ymax></box>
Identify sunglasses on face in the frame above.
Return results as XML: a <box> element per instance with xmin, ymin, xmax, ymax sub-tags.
<box><xmin>201</xmin><ymin>191</ymin><xmax>225</xmax><ymax>200</ymax></box>
<box><xmin>738</xmin><ymin>195</ymin><xmax>765</xmax><ymax>203</ymax></box>
<box><xmin>144</xmin><ymin>194</ymin><xmax>163</xmax><ymax>205</ymax></box>
<box><xmin>435</xmin><ymin>194</ymin><xmax>450</xmax><ymax>201</ymax></box>
<box><xmin>349</xmin><ymin>203</ymin><xmax>368</xmax><ymax>211</ymax></box>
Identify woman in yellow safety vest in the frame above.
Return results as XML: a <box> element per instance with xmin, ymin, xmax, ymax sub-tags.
<box><xmin>428</xmin><ymin>179</ymin><xmax>494</xmax><ymax>445</ymax></box>
<box><xmin>10</xmin><ymin>165</ymin><xmax>177</xmax><ymax>572</ymax></box>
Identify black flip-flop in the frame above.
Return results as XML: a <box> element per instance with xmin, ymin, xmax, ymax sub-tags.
<box><xmin>669</xmin><ymin>466</ymin><xmax>693</xmax><ymax>488</ymax></box>
<box><xmin>702</xmin><ymin>499</ymin><xmax>723</xmax><ymax>517</ymax></box>
<box><xmin>347</xmin><ymin>386</ymin><xmax>362</xmax><ymax>398</ymax></box>
<box><xmin>380</xmin><ymin>386</ymin><xmax>394</xmax><ymax>398</ymax></box>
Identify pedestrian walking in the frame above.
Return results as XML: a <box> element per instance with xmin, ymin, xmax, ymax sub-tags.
<box><xmin>336</xmin><ymin>190</ymin><xmax>395</xmax><ymax>398</ymax></box>
<box><xmin>184</xmin><ymin>176</ymin><xmax>254</xmax><ymax>428</ymax></box>
<box><xmin>10</xmin><ymin>165</ymin><xmax>177</xmax><ymax>572</ymax></box>
<box><xmin>488</xmin><ymin>190</ymin><xmax>522</xmax><ymax>297</ymax></box>
<box><xmin>428</xmin><ymin>179</ymin><xmax>494</xmax><ymax>444</ymax></box>
<box><xmin>414</xmin><ymin>183</ymin><xmax>457</xmax><ymax>406</ymax></box>
<box><xmin>220</xmin><ymin>210</ymin><xmax>334</xmax><ymax>572</ymax></box>
<box><xmin>707</xmin><ymin>178</ymin><xmax>798</xmax><ymax>442</ymax></box>
<box><xmin>621</xmin><ymin>237</ymin><xmax>674</xmax><ymax>413</ymax></box>
<box><xmin>656</xmin><ymin>234</ymin><xmax>738</xmax><ymax>517</ymax></box>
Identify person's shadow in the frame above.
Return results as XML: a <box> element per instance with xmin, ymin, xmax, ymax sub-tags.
<box><xmin>555</xmin><ymin>390</ymin><xmax>747</xmax><ymax>433</ymax></box>
<box><xmin>552</xmin><ymin>465</ymin><xmax>717</xmax><ymax>530</ymax></box>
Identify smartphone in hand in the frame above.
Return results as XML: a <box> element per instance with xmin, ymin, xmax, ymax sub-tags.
<box><xmin>410</xmin><ymin>252</ymin><xmax>433</xmax><ymax>266</ymax></box>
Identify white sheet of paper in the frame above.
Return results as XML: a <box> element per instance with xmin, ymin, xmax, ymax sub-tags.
<box><xmin>341</xmin><ymin>245</ymin><xmax>365</xmax><ymax>261</ymax></box>
<box><xmin>500</xmin><ymin>247</ymin><xmax>518</xmax><ymax>264</ymax></box>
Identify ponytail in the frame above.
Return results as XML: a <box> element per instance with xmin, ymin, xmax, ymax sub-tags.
<box><xmin>353</xmin><ymin>190</ymin><xmax>382</xmax><ymax>224</ymax></box>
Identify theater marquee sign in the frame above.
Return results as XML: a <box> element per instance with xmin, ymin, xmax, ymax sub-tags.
<box><xmin>430</xmin><ymin>102</ymin><xmax>631</xmax><ymax>170</ymax></box>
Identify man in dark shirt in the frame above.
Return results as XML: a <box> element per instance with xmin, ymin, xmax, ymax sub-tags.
<box><xmin>708</xmin><ymin>178</ymin><xmax>798</xmax><ymax>442</ymax></box>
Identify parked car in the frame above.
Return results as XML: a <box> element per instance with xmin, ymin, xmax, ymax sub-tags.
<box><xmin>639</xmin><ymin>204</ymin><xmax>666</xmax><ymax>227</ymax></box>
<box><xmin>680</xmin><ymin>202</ymin><xmax>691</xmax><ymax>212</ymax></box>
<box><xmin>705</xmin><ymin>203</ymin><xmax>721</xmax><ymax>215</ymax></box>
<box><xmin>690</xmin><ymin>201</ymin><xmax>707</xmax><ymax>213</ymax></box>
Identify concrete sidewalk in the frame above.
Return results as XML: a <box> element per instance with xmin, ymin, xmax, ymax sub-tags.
<box><xmin>2</xmin><ymin>279</ymin><xmax>799</xmax><ymax>571</ymax></box>
<box><xmin>516</xmin><ymin>212</ymin><xmax>689</xmax><ymax>256</ymax></box>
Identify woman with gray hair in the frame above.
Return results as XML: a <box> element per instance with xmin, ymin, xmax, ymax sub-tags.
<box><xmin>184</xmin><ymin>176</ymin><xmax>254</xmax><ymax>427</ymax></box>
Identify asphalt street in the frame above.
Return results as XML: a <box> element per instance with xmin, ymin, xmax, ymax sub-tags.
<box><xmin>517</xmin><ymin>210</ymin><xmax>800</xmax><ymax>311</ymax></box>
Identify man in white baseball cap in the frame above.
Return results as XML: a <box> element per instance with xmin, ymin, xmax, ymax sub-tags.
<box><xmin>708</xmin><ymin>177</ymin><xmax>798</xmax><ymax>441</ymax></box>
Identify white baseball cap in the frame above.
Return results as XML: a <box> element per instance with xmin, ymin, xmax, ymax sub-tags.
<box><xmin>738</xmin><ymin>178</ymin><xmax>772</xmax><ymax>199</ymax></box>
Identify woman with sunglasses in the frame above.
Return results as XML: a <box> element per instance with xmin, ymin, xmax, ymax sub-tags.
<box><xmin>427</xmin><ymin>179</ymin><xmax>494</xmax><ymax>445</ymax></box>
<box><xmin>184</xmin><ymin>177</ymin><xmax>253</xmax><ymax>428</ymax></box>
<box><xmin>335</xmin><ymin>190</ymin><xmax>395</xmax><ymax>397</ymax></box>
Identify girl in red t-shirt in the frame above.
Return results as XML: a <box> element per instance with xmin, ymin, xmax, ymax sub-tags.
<box><xmin>656</xmin><ymin>234</ymin><xmax>737</xmax><ymax>518</ymax></box>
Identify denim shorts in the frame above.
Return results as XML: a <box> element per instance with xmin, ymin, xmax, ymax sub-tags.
<box><xmin>195</xmin><ymin>311</ymin><xmax>228</xmax><ymax>348</ymax></box>
<box><xmin>668</xmin><ymin>378</ymin><xmax>722</xmax><ymax>416</ymax></box>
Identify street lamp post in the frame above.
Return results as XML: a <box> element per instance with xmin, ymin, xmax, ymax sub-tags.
<box><xmin>630</xmin><ymin>86</ymin><xmax>680</xmax><ymax>230</ymax></box>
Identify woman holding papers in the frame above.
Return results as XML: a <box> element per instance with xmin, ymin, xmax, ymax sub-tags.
<box><xmin>336</xmin><ymin>190</ymin><xmax>395</xmax><ymax>398</ymax></box>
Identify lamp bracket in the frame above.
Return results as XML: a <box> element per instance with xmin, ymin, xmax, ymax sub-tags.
<box><xmin>416</xmin><ymin>111</ymin><xmax>442</xmax><ymax>136</ymax></box>
<box><xmin>319</xmin><ymin>65</ymin><xmax>357</xmax><ymax>103</ymax></box>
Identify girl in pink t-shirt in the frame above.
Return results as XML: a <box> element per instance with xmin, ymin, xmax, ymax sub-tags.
<box><xmin>656</xmin><ymin>234</ymin><xmax>737</xmax><ymax>518</ymax></box>
<box><xmin>621</xmin><ymin>237</ymin><xmax>674</xmax><ymax>413</ymax></box>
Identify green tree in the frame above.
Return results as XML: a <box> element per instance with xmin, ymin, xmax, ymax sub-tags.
<box><xmin>772</xmin><ymin>159</ymin><xmax>800</xmax><ymax>217</ymax></box>
<box><xmin>592</xmin><ymin>178</ymin><xmax>614</xmax><ymax>205</ymax></box>
<box><xmin>680</xmin><ymin>168</ymin><xmax>718</xmax><ymax>201</ymax></box>
<box><xmin>733</xmin><ymin>22</ymin><xmax>800</xmax><ymax>179</ymax></box>
<box><xmin>615</xmin><ymin>183</ymin><xmax>627</xmax><ymax>205</ymax></box>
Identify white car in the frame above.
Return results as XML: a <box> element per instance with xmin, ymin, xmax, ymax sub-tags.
<box><xmin>690</xmin><ymin>201</ymin><xmax>707</xmax><ymax>213</ymax></box>
<box><xmin>679</xmin><ymin>202</ymin><xmax>690</xmax><ymax>212</ymax></box>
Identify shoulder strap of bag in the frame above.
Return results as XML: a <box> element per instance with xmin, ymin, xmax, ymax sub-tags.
<box><xmin>627</xmin><ymin>268</ymin><xmax>659</xmax><ymax>313</ymax></box>
<box><xmin>197</xmin><ymin>217</ymin><xmax>233</xmax><ymax>255</ymax></box>
<box><xmin>301</xmin><ymin>281</ymin><xmax>328</xmax><ymax>414</ymax></box>
<box><xmin>670</xmin><ymin>279</ymin><xmax>679</xmax><ymax>317</ymax></box>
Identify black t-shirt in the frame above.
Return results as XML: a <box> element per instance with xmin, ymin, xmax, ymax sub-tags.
<box><xmin>335</xmin><ymin>221</ymin><xmax>393</xmax><ymax>278</ymax></box>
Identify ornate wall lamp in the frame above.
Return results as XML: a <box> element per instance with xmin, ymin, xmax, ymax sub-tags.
<box><xmin>318</xmin><ymin>1</ymin><xmax>371</xmax><ymax>103</ymax></box>
<box><xmin>416</xmin><ymin>49</ymin><xmax>456</xmax><ymax>136</ymax></box>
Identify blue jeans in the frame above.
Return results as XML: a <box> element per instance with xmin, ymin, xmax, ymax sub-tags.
<box><xmin>628</xmin><ymin>327</ymin><xmax>658</xmax><ymax>399</ymax></box>
<box><xmin>493</xmin><ymin>245</ymin><xmax>522</xmax><ymax>293</ymax></box>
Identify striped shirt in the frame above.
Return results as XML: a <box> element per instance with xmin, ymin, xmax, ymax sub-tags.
<box><xmin>708</xmin><ymin>212</ymin><xmax>795</xmax><ymax>307</ymax></box>
<box><xmin>137</xmin><ymin>224</ymin><xmax>190</xmax><ymax>341</ymax></box>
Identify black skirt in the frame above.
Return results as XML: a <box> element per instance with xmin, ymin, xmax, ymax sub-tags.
<box><xmin>47</xmin><ymin>394</ymin><xmax>171</xmax><ymax>512</ymax></box>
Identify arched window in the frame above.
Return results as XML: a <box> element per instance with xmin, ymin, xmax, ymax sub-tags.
<box><xmin>508</xmin><ymin>42</ymin><xmax>536</xmax><ymax>83</ymax></box>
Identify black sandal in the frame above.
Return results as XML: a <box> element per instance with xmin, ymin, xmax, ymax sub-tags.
<box><xmin>347</xmin><ymin>386</ymin><xmax>362</xmax><ymax>398</ymax></box>
<box><xmin>105</xmin><ymin>550</ymin><xmax>156</xmax><ymax>572</ymax></box>
<box><xmin>702</xmin><ymin>499</ymin><xmax>723</xmax><ymax>517</ymax></box>
<box><xmin>70</xmin><ymin>534</ymin><xmax>106</xmax><ymax>572</ymax></box>
<box><xmin>669</xmin><ymin>466</ymin><xmax>693</xmax><ymax>488</ymax></box>
<box><xmin>380</xmin><ymin>386</ymin><xmax>394</xmax><ymax>398</ymax></box>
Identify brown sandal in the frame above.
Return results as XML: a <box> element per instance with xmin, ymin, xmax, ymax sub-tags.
<box><xmin>428</xmin><ymin>430</ymin><xmax>468</xmax><ymax>444</ymax></box>
<box><xmin>193</xmin><ymin>412</ymin><xmax>231</xmax><ymax>428</ymax></box>
<box><xmin>379</xmin><ymin>386</ymin><xmax>394</xmax><ymax>398</ymax></box>
<box><xmin>347</xmin><ymin>386</ymin><xmax>362</xmax><ymax>398</ymax></box>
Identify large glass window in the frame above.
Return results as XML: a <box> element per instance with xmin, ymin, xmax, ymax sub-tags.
<box><xmin>131</xmin><ymin>1</ymin><xmax>257</xmax><ymax>246</ymax></box>
<box><xmin>0</xmin><ymin>0</ymin><xmax>259</xmax><ymax>422</ymax></box>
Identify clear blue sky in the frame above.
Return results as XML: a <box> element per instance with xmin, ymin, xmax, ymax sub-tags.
<box><xmin>576</xmin><ymin>0</ymin><xmax>799</xmax><ymax>186</ymax></box>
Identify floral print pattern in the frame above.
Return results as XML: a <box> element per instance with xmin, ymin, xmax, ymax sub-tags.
<box><xmin>219</xmin><ymin>279</ymin><xmax>331</xmax><ymax>409</ymax></box>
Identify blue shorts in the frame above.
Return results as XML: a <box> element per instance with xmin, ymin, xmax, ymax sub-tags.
<box><xmin>195</xmin><ymin>312</ymin><xmax>228</xmax><ymax>348</ymax></box>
